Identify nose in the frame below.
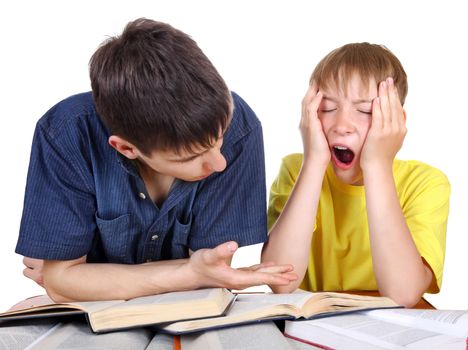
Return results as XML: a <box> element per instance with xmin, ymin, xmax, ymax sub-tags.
<box><xmin>205</xmin><ymin>149</ymin><xmax>227</xmax><ymax>173</ymax></box>
<box><xmin>333</xmin><ymin>109</ymin><xmax>354</xmax><ymax>135</ymax></box>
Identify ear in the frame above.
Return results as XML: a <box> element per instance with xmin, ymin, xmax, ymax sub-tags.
<box><xmin>402</xmin><ymin>109</ymin><xmax>407</xmax><ymax>121</ymax></box>
<box><xmin>108</xmin><ymin>135</ymin><xmax>139</xmax><ymax>159</ymax></box>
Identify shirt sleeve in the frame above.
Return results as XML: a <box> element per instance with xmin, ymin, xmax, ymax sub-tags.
<box><xmin>267</xmin><ymin>154</ymin><xmax>302</xmax><ymax>231</ymax></box>
<box><xmin>16</xmin><ymin>119</ymin><xmax>97</xmax><ymax>260</ymax></box>
<box><xmin>401</xmin><ymin>167</ymin><xmax>451</xmax><ymax>293</ymax></box>
<box><xmin>188</xmin><ymin>99</ymin><xmax>267</xmax><ymax>250</ymax></box>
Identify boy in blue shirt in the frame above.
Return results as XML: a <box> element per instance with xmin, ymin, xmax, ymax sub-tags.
<box><xmin>17</xmin><ymin>18</ymin><xmax>296</xmax><ymax>302</ymax></box>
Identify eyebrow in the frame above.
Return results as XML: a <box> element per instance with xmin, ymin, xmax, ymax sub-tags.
<box><xmin>352</xmin><ymin>98</ymin><xmax>373</xmax><ymax>104</ymax></box>
<box><xmin>322</xmin><ymin>96</ymin><xmax>373</xmax><ymax>104</ymax></box>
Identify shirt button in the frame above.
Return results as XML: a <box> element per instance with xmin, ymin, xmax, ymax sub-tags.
<box><xmin>151</xmin><ymin>234</ymin><xmax>159</xmax><ymax>240</ymax></box>
<box><xmin>139</xmin><ymin>192</ymin><xmax>146</xmax><ymax>199</ymax></box>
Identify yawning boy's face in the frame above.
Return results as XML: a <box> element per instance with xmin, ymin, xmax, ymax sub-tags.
<box><xmin>318</xmin><ymin>74</ymin><xmax>377</xmax><ymax>185</ymax></box>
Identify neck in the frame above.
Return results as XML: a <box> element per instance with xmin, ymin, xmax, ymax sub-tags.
<box><xmin>136</xmin><ymin>161</ymin><xmax>175</xmax><ymax>206</ymax></box>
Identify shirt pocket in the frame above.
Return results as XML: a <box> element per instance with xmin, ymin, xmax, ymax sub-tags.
<box><xmin>95</xmin><ymin>213</ymin><xmax>139</xmax><ymax>263</ymax></box>
<box><xmin>171</xmin><ymin>213</ymin><xmax>193</xmax><ymax>259</ymax></box>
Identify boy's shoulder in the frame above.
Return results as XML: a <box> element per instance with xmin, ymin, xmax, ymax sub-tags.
<box><xmin>36</xmin><ymin>92</ymin><xmax>101</xmax><ymax>139</ymax></box>
<box><xmin>393</xmin><ymin>159</ymin><xmax>450</xmax><ymax>187</ymax></box>
<box><xmin>226</xmin><ymin>92</ymin><xmax>262</xmax><ymax>143</ymax></box>
<box><xmin>275</xmin><ymin>153</ymin><xmax>304</xmax><ymax>181</ymax></box>
<box><xmin>281</xmin><ymin>153</ymin><xmax>303</xmax><ymax>171</ymax></box>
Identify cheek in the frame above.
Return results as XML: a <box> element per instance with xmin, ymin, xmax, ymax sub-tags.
<box><xmin>319</xmin><ymin>115</ymin><xmax>332</xmax><ymax>133</ymax></box>
<box><xmin>359</xmin><ymin>119</ymin><xmax>372</xmax><ymax>139</ymax></box>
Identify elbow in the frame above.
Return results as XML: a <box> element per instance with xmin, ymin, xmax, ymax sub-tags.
<box><xmin>43</xmin><ymin>280</ymin><xmax>73</xmax><ymax>303</ymax></box>
<box><xmin>383</xmin><ymin>289</ymin><xmax>423</xmax><ymax>308</ymax></box>
<box><xmin>380</xmin><ymin>269</ymin><xmax>433</xmax><ymax>308</ymax></box>
<box><xmin>269</xmin><ymin>282</ymin><xmax>300</xmax><ymax>294</ymax></box>
<box><xmin>42</xmin><ymin>262</ymin><xmax>76</xmax><ymax>303</ymax></box>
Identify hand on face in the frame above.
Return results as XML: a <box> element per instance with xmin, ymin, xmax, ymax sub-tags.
<box><xmin>300</xmin><ymin>82</ymin><xmax>331</xmax><ymax>166</ymax></box>
<box><xmin>360</xmin><ymin>77</ymin><xmax>407</xmax><ymax>170</ymax></box>
<box><xmin>188</xmin><ymin>241</ymin><xmax>297</xmax><ymax>290</ymax></box>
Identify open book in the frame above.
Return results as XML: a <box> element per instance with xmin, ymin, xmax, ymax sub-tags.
<box><xmin>284</xmin><ymin>308</ymin><xmax>468</xmax><ymax>350</ymax></box>
<box><xmin>157</xmin><ymin>290</ymin><xmax>399</xmax><ymax>334</ymax></box>
<box><xmin>0</xmin><ymin>320</ymin><xmax>175</xmax><ymax>350</ymax></box>
<box><xmin>0</xmin><ymin>288</ymin><xmax>234</xmax><ymax>333</ymax></box>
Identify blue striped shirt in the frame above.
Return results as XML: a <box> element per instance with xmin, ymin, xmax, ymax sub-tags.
<box><xmin>16</xmin><ymin>92</ymin><xmax>267</xmax><ymax>264</ymax></box>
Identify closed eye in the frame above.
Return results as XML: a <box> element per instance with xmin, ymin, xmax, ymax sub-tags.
<box><xmin>321</xmin><ymin>108</ymin><xmax>337</xmax><ymax>113</ymax></box>
<box><xmin>358</xmin><ymin>110</ymin><xmax>372</xmax><ymax>115</ymax></box>
<box><xmin>174</xmin><ymin>156</ymin><xmax>199</xmax><ymax>163</ymax></box>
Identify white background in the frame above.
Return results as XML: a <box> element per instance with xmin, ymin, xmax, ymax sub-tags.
<box><xmin>1</xmin><ymin>0</ymin><xmax>466</xmax><ymax>312</ymax></box>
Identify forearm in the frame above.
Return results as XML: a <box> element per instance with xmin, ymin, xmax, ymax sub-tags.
<box><xmin>262</xmin><ymin>162</ymin><xmax>326</xmax><ymax>292</ymax></box>
<box><xmin>43</xmin><ymin>257</ymin><xmax>197</xmax><ymax>302</ymax></box>
<box><xmin>364</xmin><ymin>165</ymin><xmax>432</xmax><ymax>306</ymax></box>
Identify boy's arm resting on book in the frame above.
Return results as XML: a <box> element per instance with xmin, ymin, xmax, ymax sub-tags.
<box><xmin>41</xmin><ymin>241</ymin><xmax>297</xmax><ymax>302</ymax></box>
<box><xmin>361</xmin><ymin>79</ymin><xmax>434</xmax><ymax>307</ymax></box>
<box><xmin>261</xmin><ymin>84</ymin><xmax>328</xmax><ymax>294</ymax></box>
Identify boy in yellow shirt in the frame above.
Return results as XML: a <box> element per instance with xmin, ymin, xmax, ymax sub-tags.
<box><xmin>262</xmin><ymin>43</ymin><xmax>450</xmax><ymax>307</ymax></box>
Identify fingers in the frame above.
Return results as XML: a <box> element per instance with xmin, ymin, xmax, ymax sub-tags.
<box><xmin>23</xmin><ymin>266</ymin><xmax>44</xmax><ymax>287</ymax></box>
<box><xmin>237</xmin><ymin>261</ymin><xmax>275</xmax><ymax>271</ymax></box>
<box><xmin>371</xmin><ymin>96</ymin><xmax>383</xmax><ymax>130</ymax></box>
<box><xmin>194</xmin><ymin>244</ymin><xmax>298</xmax><ymax>290</ymax></box>
<box><xmin>302</xmin><ymin>81</ymin><xmax>319</xmax><ymax>109</ymax></box>
<box><xmin>251</xmin><ymin>264</ymin><xmax>295</xmax><ymax>274</ymax></box>
<box><xmin>22</xmin><ymin>257</ymin><xmax>45</xmax><ymax>286</ymax></box>
<box><xmin>238</xmin><ymin>262</ymin><xmax>293</xmax><ymax>274</ymax></box>
<box><xmin>203</xmin><ymin>241</ymin><xmax>238</xmax><ymax>265</ymax></box>
<box><xmin>301</xmin><ymin>82</ymin><xmax>323</xmax><ymax>125</ymax></box>
<box><xmin>232</xmin><ymin>263</ymin><xmax>298</xmax><ymax>289</ymax></box>
<box><xmin>378</xmin><ymin>79</ymin><xmax>391</xmax><ymax>128</ymax></box>
<box><xmin>377</xmin><ymin>77</ymin><xmax>405</xmax><ymax>130</ymax></box>
<box><xmin>23</xmin><ymin>257</ymin><xmax>43</xmax><ymax>269</ymax></box>
<box><xmin>232</xmin><ymin>270</ymin><xmax>298</xmax><ymax>290</ymax></box>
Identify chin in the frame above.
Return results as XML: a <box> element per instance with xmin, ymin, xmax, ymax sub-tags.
<box><xmin>332</xmin><ymin>166</ymin><xmax>363</xmax><ymax>186</ymax></box>
<box><xmin>189</xmin><ymin>173</ymin><xmax>211</xmax><ymax>182</ymax></box>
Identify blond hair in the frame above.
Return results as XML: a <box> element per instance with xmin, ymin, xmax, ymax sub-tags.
<box><xmin>311</xmin><ymin>43</ymin><xmax>408</xmax><ymax>104</ymax></box>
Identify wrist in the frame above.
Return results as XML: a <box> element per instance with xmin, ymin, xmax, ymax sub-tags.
<box><xmin>181</xmin><ymin>259</ymin><xmax>204</xmax><ymax>290</ymax></box>
<box><xmin>361</xmin><ymin>158</ymin><xmax>393</xmax><ymax>174</ymax></box>
<box><xmin>362</xmin><ymin>161</ymin><xmax>394</xmax><ymax>184</ymax></box>
<box><xmin>301</xmin><ymin>156</ymin><xmax>329</xmax><ymax>174</ymax></box>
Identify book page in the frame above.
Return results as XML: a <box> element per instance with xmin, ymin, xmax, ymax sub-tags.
<box><xmin>89</xmin><ymin>288</ymin><xmax>233</xmax><ymax>331</ymax></box>
<box><xmin>0</xmin><ymin>319</ymin><xmax>58</xmax><ymax>350</ymax></box>
<box><xmin>65</xmin><ymin>300</ymin><xmax>124</xmax><ymax>314</ymax></box>
<box><xmin>27</xmin><ymin>322</ymin><xmax>153</xmax><ymax>349</ymax></box>
<box><xmin>290</xmin><ymin>313</ymin><xmax>465</xmax><ymax>349</ymax></box>
<box><xmin>285</xmin><ymin>322</ymin><xmax>390</xmax><ymax>350</ymax></box>
<box><xmin>237</xmin><ymin>292</ymin><xmax>313</xmax><ymax>309</ymax></box>
<box><xmin>181</xmin><ymin>322</ymin><xmax>294</xmax><ymax>350</ymax></box>
<box><xmin>0</xmin><ymin>295</ymin><xmax>122</xmax><ymax>317</ymax></box>
<box><xmin>159</xmin><ymin>291</ymin><xmax>391</xmax><ymax>334</ymax></box>
<box><xmin>120</xmin><ymin>288</ymin><xmax>226</xmax><ymax>307</ymax></box>
<box><xmin>364</xmin><ymin>309</ymin><xmax>468</xmax><ymax>338</ymax></box>
<box><xmin>6</xmin><ymin>296</ymin><xmax>55</xmax><ymax>312</ymax></box>
<box><xmin>159</xmin><ymin>293</ymin><xmax>311</xmax><ymax>333</ymax></box>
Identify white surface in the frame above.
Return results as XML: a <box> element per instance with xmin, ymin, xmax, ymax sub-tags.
<box><xmin>1</xmin><ymin>0</ymin><xmax>466</xmax><ymax>311</ymax></box>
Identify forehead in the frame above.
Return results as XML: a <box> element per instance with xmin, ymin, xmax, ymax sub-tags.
<box><xmin>321</xmin><ymin>73</ymin><xmax>378</xmax><ymax>100</ymax></box>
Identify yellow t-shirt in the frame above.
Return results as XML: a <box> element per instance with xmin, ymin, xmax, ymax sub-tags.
<box><xmin>268</xmin><ymin>154</ymin><xmax>450</xmax><ymax>293</ymax></box>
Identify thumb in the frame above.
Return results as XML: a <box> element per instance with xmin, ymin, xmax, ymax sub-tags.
<box><xmin>204</xmin><ymin>241</ymin><xmax>238</xmax><ymax>265</ymax></box>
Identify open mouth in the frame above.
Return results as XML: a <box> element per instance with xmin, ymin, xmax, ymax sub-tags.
<box><xmin>332</xmin><ymin>145</ymin><xmax>355</xmax><ymax>166</ymax></box>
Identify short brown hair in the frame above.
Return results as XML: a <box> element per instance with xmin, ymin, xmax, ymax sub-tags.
<box><xmin>311</xmin><ymin>43</ymin><xmax>408</xmax><ymax>104</ymax></box>
<box><xmin>89</xmin><ymin>18</ymin><xmax>232</xmax><ymax>155</ymax></box>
